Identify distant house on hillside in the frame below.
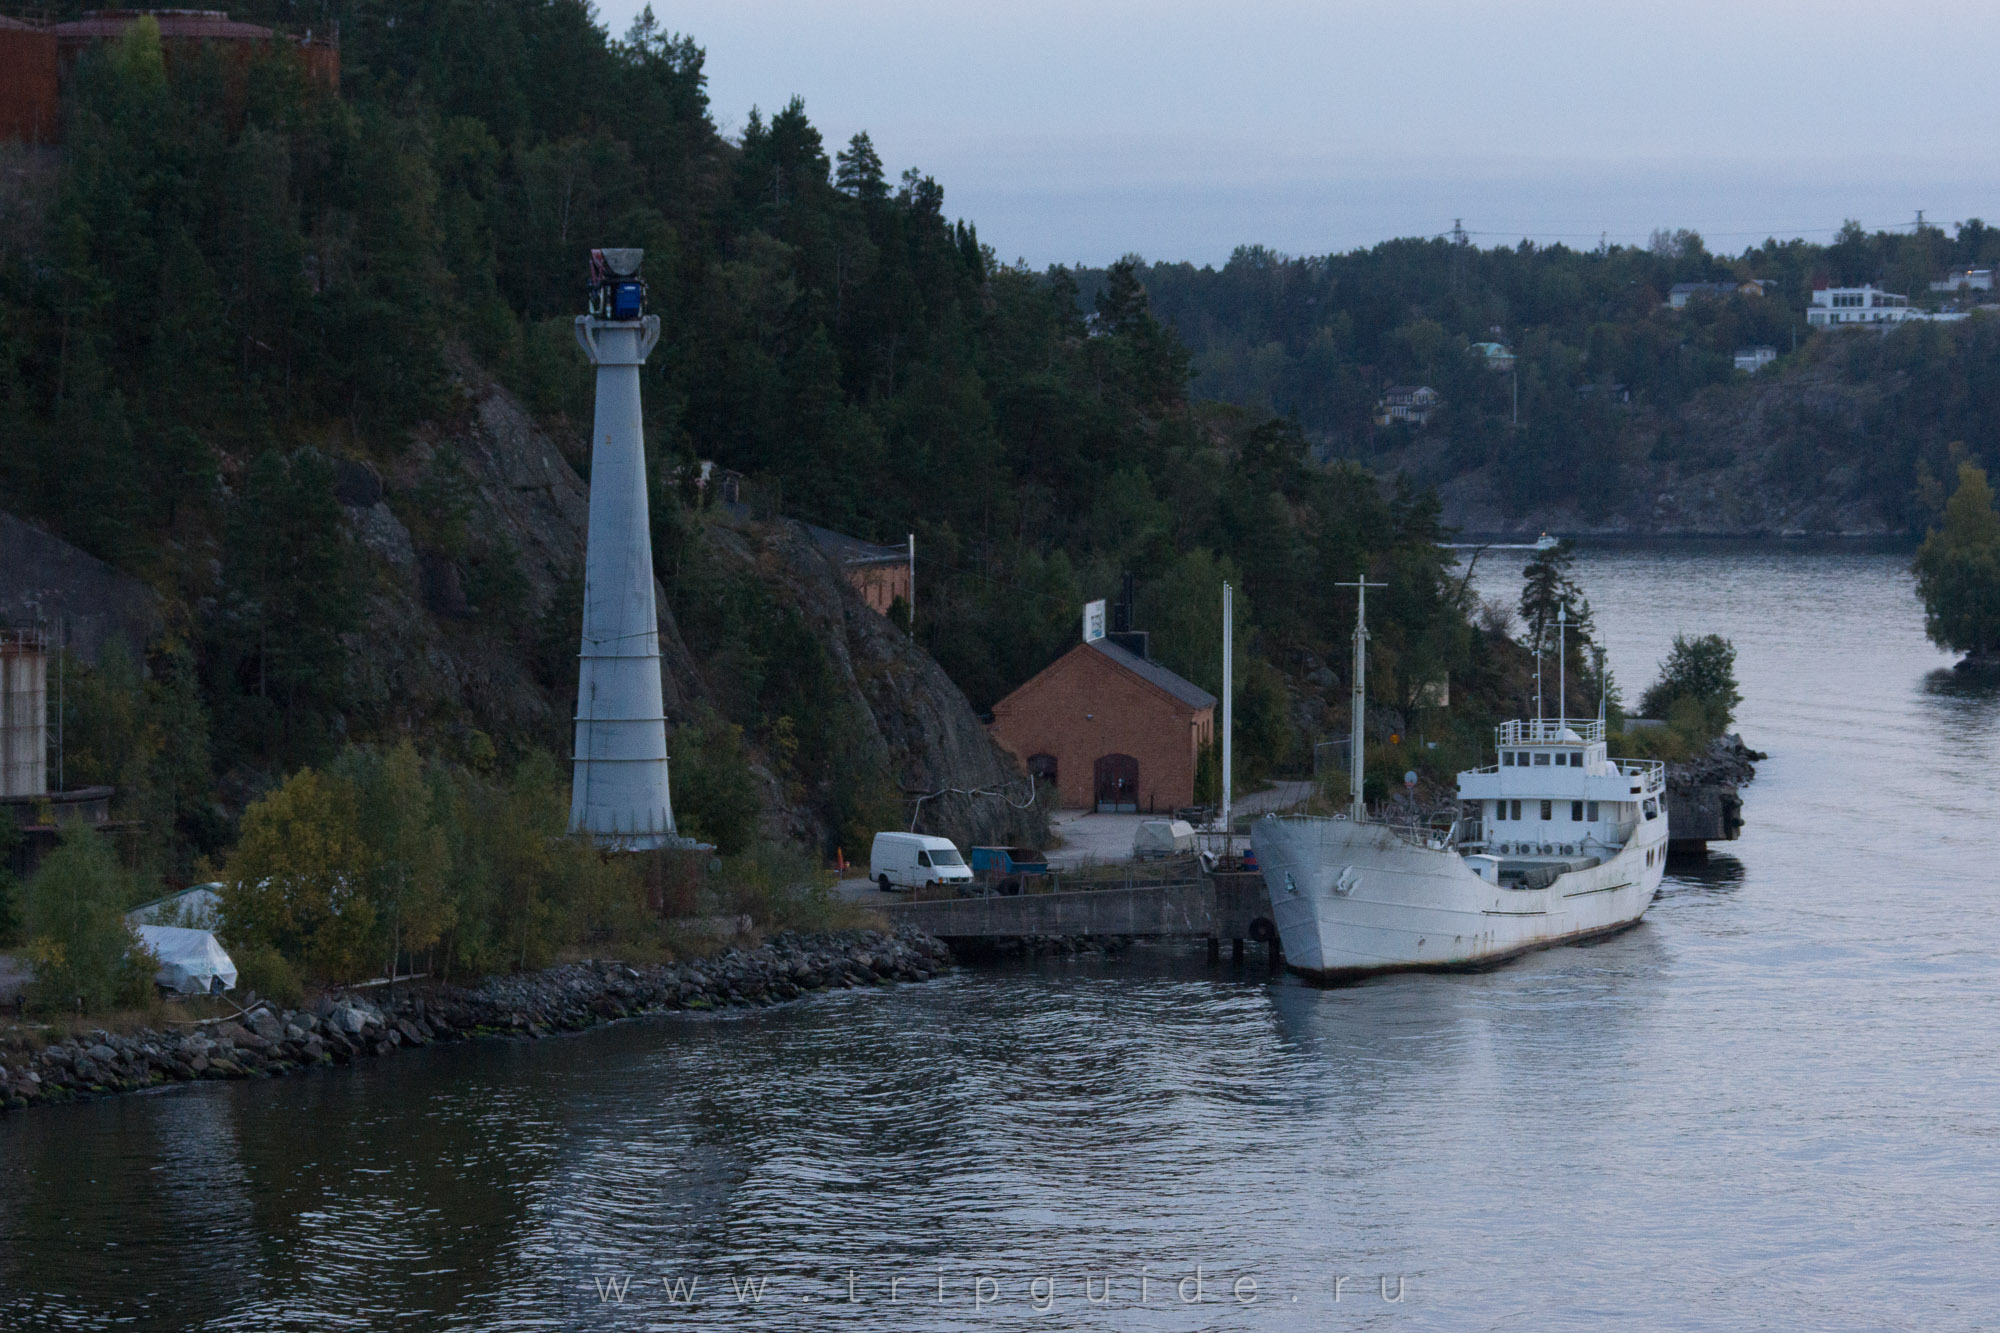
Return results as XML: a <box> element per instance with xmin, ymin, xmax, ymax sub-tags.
<box><xmin>804</xmin><ymin>523</ymin><xmax>912</xmax><ymax>618</ymax></box>
<box><xmin>712</xmin><ymin>479</ymin><xmax>913</xmax><ymax>618</ymax></box>
<box><xmin>1930</xmin><ymin>268</ymin><xmax>1993</xmax><ymax>294</ymax></box>
<box><xmin>1807</xmin><ymin>284</ymin><xmax>1915</xmax><ymax>328</ymax></box>
<box><xmin>1375</xmin><ymin>385</ymin><xmax>1439</xmax><ymax>427</ymax></box>
<box><xmin>1668</xmin><ymin>279</ymin><xmax>1767</xmax><ymax>309</ymax></box>
<box><xmin>1733</xmin><ymin>345</ymin><xmax>1777</xmax><ymax>373</ymax></box>
<box><xmin>1470</xmin><ymin>341</ymin><xmax>1515</xmax><ymax>372</ymax></box>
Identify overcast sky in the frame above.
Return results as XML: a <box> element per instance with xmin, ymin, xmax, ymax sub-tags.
<box><xmin>598</xmin><ymin>0</ymin><xmax>2000</xmax><ymax>267</ymax></box>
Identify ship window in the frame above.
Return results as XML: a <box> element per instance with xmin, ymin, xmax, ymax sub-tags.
<box><xmin>1532</xmin><ymin>753</ymin><xmax>1550</xmax><ymax>766</ymax></box>
<box><xmin>1571</xmin><ymin>801</ymin><xmax>1584</xmax><ymax>821</ymax></box>
<box><xmin>1643</xmin><ymin>799</ymin><xmax>1659</xmax><ymax>820</ymax></box>
<box><xmin>1510</xmin><ymin>800</ymin><xmax>1521</xmax><ymax>820</ymax></box>
<box><xmin>1587</xmin><ymin>801</ymin><xmax>1600</xmax><ymax>820</ymax></box>
<box><xmin>1540</xmin><ymin>800</ymin><xmax>1553</xmax><ymax>820</ymax></box>
<box><xmin>1568</xmin><ymin>752</ymin><xmax>1583</xmax><ymax>767</ymax></box>
<box><xmin>1502</xmin><ymin>751</ymin><xmax>1515</xmax><ymax>766</ymax></box>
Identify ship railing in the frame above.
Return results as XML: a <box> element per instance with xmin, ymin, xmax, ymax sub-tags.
<box><xmin>1374</xmin><ymin>807</ymin><xmax>1460</xmax><ymax>851</ymax></box>
<box><xmin>1495</xmin><ymin>717</ymin><xmax>1604</xmax><ymax>746</ymax></box>
<box><xmin>1612</xmin><ymin>758</ymin><xmax>1666</xmax><ymax>791</ymax></box>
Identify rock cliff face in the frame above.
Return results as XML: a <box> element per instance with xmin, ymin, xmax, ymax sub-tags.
<box><xmin>335</xmin><ymin>353</ymin><xmax>1043</xmax><ymax>854</ymax></box>
<box><xmin>698</xmin><ymin>518</ymin><xmax>1047</xmax><ymax>852</ymax></box>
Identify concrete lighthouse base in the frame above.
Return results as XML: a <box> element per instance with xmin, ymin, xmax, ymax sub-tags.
<box><xmin>569</xmin><ymin>313</ymin><xmax>683</xmax><ymax>850</ymax></box>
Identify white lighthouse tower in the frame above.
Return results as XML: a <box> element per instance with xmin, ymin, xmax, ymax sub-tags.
<box><xmin>569</xmin><ymin>248</ymin><xmax>679</xmax><ymax>848</ymax></box>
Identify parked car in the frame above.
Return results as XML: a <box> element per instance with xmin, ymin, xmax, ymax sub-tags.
<box><xmin>870</xmin><ymin>832</ymin><xmax>974</xmax><ymax>893</ymax></box>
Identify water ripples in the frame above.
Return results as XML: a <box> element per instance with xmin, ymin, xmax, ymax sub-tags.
<box><xmin>6</xmin><ymin>546</ymin><xmax>2000</xmax><ymax>1329</ymax></box>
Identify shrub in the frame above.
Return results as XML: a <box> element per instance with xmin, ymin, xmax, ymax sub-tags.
<box><xmin>22</xmin><ymin>828</ymin><xmax>154</xmax><ymax>1013</ymax></box>
<box><xmin>1638</xmin><ymin>634</ymin><xmax>1741</xmax><ymax>738</ymax></box>
<box><xmin>715</xmin><ymin>842</ymin><xmax>853</xmax><ymax>933</ymax></box>
<box><xmin>222</xmin><ymin>767</ymin><xmax>376</xmax><ymax>982</ymax></box>
<box><xmin>668</xmin><ymin>710</ymin><xmax>763</xmax><ymax>854</ymax></box>
<box><xmin>230</xmin><ymin>939</ymin><xmax>302</xmax><ymax>1007</ymax></box>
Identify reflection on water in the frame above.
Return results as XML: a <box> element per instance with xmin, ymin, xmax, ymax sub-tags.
<box><xmin>1663</xmin><ymin>850</ymin><xmax>1745</xmax><ymax>890</ymax></box>
<box><xmin>5</xmin><ymin>546</ymin><xmax>1999</xmax><ymax>1332</ymax></box>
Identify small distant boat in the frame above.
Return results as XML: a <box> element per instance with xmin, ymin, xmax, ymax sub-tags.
<box><xmin>1254</xmin><ymin>585</ymin><xmax>1665</xmax><ymax>983</ymax></box>
<box><xmin>1441</xmin><ymin>531</ymin><xmax>1559</xmax><ymax>552</ymax></box>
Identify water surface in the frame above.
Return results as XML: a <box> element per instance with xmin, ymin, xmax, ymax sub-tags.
<box><xmin>3</xmin><ymin>545</ymin><xmax>1995</xmax><ymax>1331</ymax></box>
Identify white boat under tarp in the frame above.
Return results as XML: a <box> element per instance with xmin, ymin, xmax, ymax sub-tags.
<box><xmin>135</xmin><ymin>925</ymin><xmax>238</xmax><ymax>995</ymax></box>
<box><xmin>1133</xmin><ymin>818</ymin><xmax>1196</xmax><ymax>857</ymax></box>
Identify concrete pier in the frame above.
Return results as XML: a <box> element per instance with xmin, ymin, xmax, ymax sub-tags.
<box><xmin>883</xmin><ymin>869</ymin><xmax>1272</xmax><ymax>948</ymax></box>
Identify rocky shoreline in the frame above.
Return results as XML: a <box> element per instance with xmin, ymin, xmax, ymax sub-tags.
<box><xmin>0</xmin><ymin>928</ymin><xmax>949</xmax><ymax>1113</ymax></box>
<box><xmin>1667</xmin><ymin>732</ymin><xmax>1766</xmax><ymax>790</ymax></box>
<box><xmin>1664</xmin><ymin>733</ymin><xmax>1765</xmax><ymax>850</ymax></box>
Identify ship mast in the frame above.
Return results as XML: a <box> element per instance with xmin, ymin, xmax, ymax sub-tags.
<box><xmin>1337</xmin><ymin>571</ymin><xmax>1387</xmax><ymax>822</ymax></box>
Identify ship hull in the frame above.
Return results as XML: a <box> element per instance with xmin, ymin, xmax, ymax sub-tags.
<box><xmin>1251</xmin><ymin>814</ymin><xmax>1667</xmax><ymax>985</ymax></box>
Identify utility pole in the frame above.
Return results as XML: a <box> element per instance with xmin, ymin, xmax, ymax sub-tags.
<box><xmin>1221</xmin><ymin>581</ymin><xmax>1233</xmax><ymax>845</ymax></box>
<box><xmin>907</xmin><ymin>533</ymin><xmax>916</xmax><ymax>637</ymax></box>
<box><xmin>1336</xmin><ymin>572</ymin><xmax>1387</xmax><ymax>823</ymax></box>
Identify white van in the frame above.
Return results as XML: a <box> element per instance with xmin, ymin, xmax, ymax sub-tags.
<box><xmin>870</xmin><ymin>832</ymin><xmax>973</xmax><ymax>892</ymax></box>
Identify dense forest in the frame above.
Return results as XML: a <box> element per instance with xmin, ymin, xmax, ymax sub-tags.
<box><xmin>1100</xmin><ymin>226</ymin><xmax>2000</xmax><ymax>524</ymax></box>
<box><xmin>0</xmin><ymin>1</ymin><xmax>1602</xmax><ymax>988</ymax></box>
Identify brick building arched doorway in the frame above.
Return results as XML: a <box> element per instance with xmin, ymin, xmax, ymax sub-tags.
<box><xmin>1094</xmin><ymin>753</ymin><xmax>1139</xmax><ymax>812</ymax></box>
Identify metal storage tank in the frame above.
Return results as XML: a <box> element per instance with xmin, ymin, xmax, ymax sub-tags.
<box><xmin>0</xmin><ymin>627</ymin><xmax>49</xmax><ymax>799</ymax></box>
<box><xmin>0</xmin><ymin>17</ymin><xmax>58</xmax><ymax>146</ymax></box>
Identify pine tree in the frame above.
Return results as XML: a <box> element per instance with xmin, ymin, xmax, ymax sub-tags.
<box><xmin>835</xmin><ymin>132</ymin><xmax>887</xmax><ymax>201</ymax></box>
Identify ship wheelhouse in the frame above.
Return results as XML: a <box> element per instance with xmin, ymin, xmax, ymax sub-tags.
<box><xmin>1456</xmin><ymin>718</ymin><xmax>1664</xmax><ymax>864</ymax></box>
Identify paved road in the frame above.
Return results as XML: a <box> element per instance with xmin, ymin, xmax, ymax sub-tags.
<box><xmin>837</xmin><ymin>781</ymin><xmax>1318</xmax><ymax>894</ymax></box>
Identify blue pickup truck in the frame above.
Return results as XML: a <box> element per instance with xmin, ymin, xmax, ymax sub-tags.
<box><xmin>968</xmin><ymin>846</ymin><xmax>1050</xmax><ymax>878</ymax></box>
<box><xmin>967</xmin><ymin>846</ymin><xmax>1050</xmax><ymax>895</ymax></box>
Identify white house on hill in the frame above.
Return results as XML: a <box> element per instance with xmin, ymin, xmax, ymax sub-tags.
<box><xmin>1806</xmin><ymin>284</ymin><xmax>1914</xmax><ymax>328</ymax></box>
<box><xmin>1375</xmin><ymin>385</ymin><xmax>1439</xmax><ymax>426</ymax></box>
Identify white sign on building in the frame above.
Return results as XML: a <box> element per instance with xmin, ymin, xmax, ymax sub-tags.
<box><xmin>1082</xmin><ymin>599</ymin><xmax>1107</xmax><ymax>643</ymax></box>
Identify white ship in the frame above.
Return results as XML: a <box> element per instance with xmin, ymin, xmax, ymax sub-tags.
<box><xmin>1252</xmin><ymin>584</ymin><xmax>1667</xmax><ymax>983</ymax></box>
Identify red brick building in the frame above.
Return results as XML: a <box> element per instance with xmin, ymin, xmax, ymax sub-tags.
<box><xmin>989</xmin><ymin>640</ymin><xmax>1215</xmax><ymax>812</ymax></box>
<box><xmin>806</xmin><ymin>522</ymin><xmax>911</xmax><ymax>617</ymax></box>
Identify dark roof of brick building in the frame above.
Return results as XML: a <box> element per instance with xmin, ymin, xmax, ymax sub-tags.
<box><xmin>1086</xmin><ymin>639</ymin><xmax>1215</xmax><ymax>710</ymax></box>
